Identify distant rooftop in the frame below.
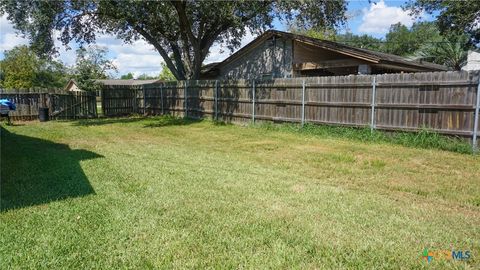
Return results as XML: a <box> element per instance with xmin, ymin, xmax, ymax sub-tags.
<box><xmin>95</xmin><ymin>79</ymin><xmax>161</xmax><ymax>86</ymax></box>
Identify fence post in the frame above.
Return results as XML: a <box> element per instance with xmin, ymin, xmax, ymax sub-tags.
<box><xmin>101</xmin><ymin>89</ymin><xmax>105</xmax><ymax>117</ymax></box>
<box><xmin>370</xmin><ymin>76</ymin><xmax>377</xmax><ymax>132</ymax></box>
<box><xmin>215</xmin><ymin>80</ymin><xmax>219</xmax><ymax>121</ymax></box>
<box><xmin>46</xmin><ymin>93</ymin><xmax>53</xmax><ymax>118</ymax></box>
<box><xmin>473</xmin><ymin>77</ymin><xmax>480</xmax><ymax>153</ymax></box>
<box><xmin>252</xmin><ymin>79</ymin><xmax>256</xmax><ymax>123</ymax></box>
<box><xmin>142</xmin><ymin>84</ymin><xmax>146</xmax><ymax>115</ymax></box>
<box><xmin>184</xmin><ymin>80</ymin><xmax>188</xmax><ymax>118</ymax></box>
<box><xmin>132</xmin><ymin>87</ymin><xmax>138</xmax><ymax>114</ymax></box>
<box><xmin>93</xmin><ymin>92</ymin><xmax>97</xmax><ymax>118</ymax></box>
<box><xmin>73</xmin><ymin>92</ymin><xmax>77</xmax><ymax>120</ymax></box>
<box><xmin>160</xmin><ymin>84</ymin><xmax>164</xmax><ymax>115</ymax></box>
<box><xmin>301</xmin><ymin>79</ymin><xmax>306</xmax><ymax>126</ymax></box>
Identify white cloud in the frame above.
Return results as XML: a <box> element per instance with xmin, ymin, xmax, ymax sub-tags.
<box><xmin>0</xmin><ymin>16</ymin><xmax>76</xmax><ymax>66</ymax></box>
<box><xmin>205</xmin><ymin>30</ymin><xmax>256</xmax><ymax>64</ymax></box>
<box><xmin>112</xmin><ymin>48</ymin><xmax>163</xmax><ymax>77</ymax></box>
<box><xmin>358</xmin><ymin>0</ymin><xmax>418</xmax><ymax>35</ymax></box>
<box><xmin>96</xmin><ymin>35</ymin><xmax>163</xmax><ymax>77</ymax></box>
<box><xmin>0</xmin><ymin>15</ymin><xmax>28</xmax><ymax>51</ymax></box>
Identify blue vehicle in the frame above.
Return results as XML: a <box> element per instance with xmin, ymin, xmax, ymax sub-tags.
<box><xmin>0</xmin><ymin>99</ymin><xmax>16</xmax><ymax>125</ymax></box>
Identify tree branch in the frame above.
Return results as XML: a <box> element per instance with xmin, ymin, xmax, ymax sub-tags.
<box><xmin>133</xmin><ymin>26</ymin><xmax>184</xmax><ymax>80</ymax></box>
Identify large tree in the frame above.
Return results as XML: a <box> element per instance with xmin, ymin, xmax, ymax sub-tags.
<box><xmin>405</xmin><ymin>0</ymin><xmax>480</xmax><ymax>45</ymax></box>
<box><xmin>0</xmin><ymin>45</ymin><xmax>68</xmax><ymax>90</ymax></box>
<box><xmin>383</xmin><ymin>22</ymin><xmax>442</xmax><ymax>56</ymax></box>
<box><xmin>0</xmin><ymin>0</ymin><xmax>347</xmax><ymax>80</ymax></box>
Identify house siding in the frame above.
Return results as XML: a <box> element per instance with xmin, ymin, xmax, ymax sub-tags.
<box><xmin>462</xmin><ymin>50</ymin><xmax>480</xmax><ymax>71</ymax></box>
<box><xmin>219</xmin><ymin>37</ymin><xmax>293</xmax><ymax>80</ymax></box>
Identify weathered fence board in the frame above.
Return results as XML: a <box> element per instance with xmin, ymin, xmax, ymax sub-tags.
<box><xmin>101</xmin><ymin>71</ymin><xmax>480</xmax><ymax>141</ymax></box>
<box><xmin>0</xmin><ymin>91</ymin><xmax>97</xmax><ymax>120</ymax></box>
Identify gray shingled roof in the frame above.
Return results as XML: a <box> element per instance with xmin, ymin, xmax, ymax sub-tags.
<box><xmin>215</xmin><ymin>30</ymin><xmax>448</xmax><ymax>72</ymax></box>
<box><xmin>95</xmin><ymin>79</ymin><xmax>161</xmax><ymax>86</ymax></box>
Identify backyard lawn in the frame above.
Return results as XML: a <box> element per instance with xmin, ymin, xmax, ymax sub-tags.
<box><xmin>1</xmin><ymin>117</ymin><xmax>479</xmax><ymax>269</ymax></box>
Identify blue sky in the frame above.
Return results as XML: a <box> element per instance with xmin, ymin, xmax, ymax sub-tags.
<box><xmin>0</xmin><ymin>0</ymin><xmax>429</xmax><ymax>78</ymax></box>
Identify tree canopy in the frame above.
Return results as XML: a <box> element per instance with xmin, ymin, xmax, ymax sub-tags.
<box><xmin>382</xmin><ymin>22</ymin><xmax>442</xmax><ymax>56</ymax></box>
<box><xmin>136</xmin><ymin>73</ymin><xmax>157</xmax><ymax>80</ymax></box>
<box><xmin>0</xmin><ymin>0</ymin><xmax>347</xmax><ymax>80</ymax></box>
<box><xmin>0</xmin><ymin>45</ymin><xmax>68</xmax><ymax>90</ymax></box>
<box><xmin>120</xmin><ymin>72</ymin><xmax>134</xmax><ymax>80</ymax></box>
<box><xmin>405</xmin><ymin>0</ymin><xmax>480</xmax><ymax>45</ymax></box>
<box><xmin>73</xmin><ymin>45</ymin><xmax>117</xmax><ymax>91</ymax></box>
<box><xmin>292</xmin><ymin>20</ymin><xmax>473</xmax><ymax>70</ymax></box>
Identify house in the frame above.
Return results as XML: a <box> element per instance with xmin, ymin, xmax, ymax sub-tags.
<box><xmin>64</xmin><ymin>79</ymin><xmax>83</xmax><ymax>91</ymax></box>
<box><xmin>462</xmin><ymin>50</ymin><xmax>480</xmax><ymax>71</ymax></box>
<box><xmin>65</xmin><ymin>79</ymin><xmax>161</xmax><ymax>91</ymax></box>
<box><xmin>201</xmin><ymin>30</ymin><xmax>447</xmax><ymax>80</ymax></box>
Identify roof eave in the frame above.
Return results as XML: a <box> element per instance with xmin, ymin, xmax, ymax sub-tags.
<box><xmin>379</xmin><ymin>60</ymin><xmax>449</xmax><ymax>72</ymax></box>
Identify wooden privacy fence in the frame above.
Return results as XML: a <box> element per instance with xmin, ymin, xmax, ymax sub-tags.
<box><xmin>102</xmin><ymin>71</ymin><xmax>480</xmax><ymax>144</ymax></box>
<box><xmin>0</xmin><ymin>91</ymin><xmax>97</xmax><ymax>120</ymax></box>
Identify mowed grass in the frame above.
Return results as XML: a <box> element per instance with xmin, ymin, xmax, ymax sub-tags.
<box><xmin>1</xmin><ymin>116</ymin><xmax>479</xmax><ymax>269</ymax></box>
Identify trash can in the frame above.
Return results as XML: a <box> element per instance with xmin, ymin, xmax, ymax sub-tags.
<box><xmin>39</xmin><ymin>107</ymin><xmax>49</xmax><ymax>122</ymax></box>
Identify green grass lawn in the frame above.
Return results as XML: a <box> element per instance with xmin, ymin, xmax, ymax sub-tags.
<box><xmin>1</xmin><ymin>117</ymin><xmax>479</xmax><ymax>269</ymax></box>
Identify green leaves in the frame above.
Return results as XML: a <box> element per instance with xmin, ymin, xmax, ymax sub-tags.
<box><xmin>404</xmin><ymin>0</ymin><xmax>480</xmax><ymax>46</ymax></box>
<box><xmin>1</xmin><ymin>0</ymin><xmax>347</xmax><ymax>80</ymax></box>
<box><xmin>413</xmin><ymin>34</ymin><xmax>471</xmax><ymax>70</ymax></box>
<box><xmin>292</xmin><ymin>20</ymin><xmax>473</xmax><ymax>70</ymax></box>
<box><xmin>0</xmin><ymin>45</ymin><xmax>68</xmax><ymax>90</ymax></box>
<box><xmin>159</xmin><ymin>62</ymin><xmax>176</xmax><ymax>82</ymax></box>
<box><xmin>73</xmin><ymin>45</ymin><xmax>117</xmax><ymax>91</ymax></box>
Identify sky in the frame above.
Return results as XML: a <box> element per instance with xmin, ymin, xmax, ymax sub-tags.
<box><xmin>0</xmin><ymin>0</ymin><xmax>430</xmax><ymax>78</ymax></box>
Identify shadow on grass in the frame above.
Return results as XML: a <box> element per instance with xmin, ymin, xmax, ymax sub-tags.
<box><xmin>72</xmin><ymin>116</ymin><xmax>147</xmax><ymax>127</ymax></box>
<box><xmin>143</xmin><ymin>115</ymin><xmax>202</xmax><ymax>128</ymax></box>
<box><xmin>72</xmin><ymin>115</ymin><xmax>204</xmax><ymax>128</ymax></box>
<box><xmin>0</xmin><ymin>126</ymin><xmax>103</xmax><ymax>212</ymax></box>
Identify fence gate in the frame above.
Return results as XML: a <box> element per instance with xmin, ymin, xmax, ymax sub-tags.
<box><xmin>101</xmin><ymin>86</ymin><xmax>139</xmax><ymax>117</ymax></box>
<box><xmin>50</xmin><ymin>91</ymin><xmax>97</xmax><ymax>119</ymax></box>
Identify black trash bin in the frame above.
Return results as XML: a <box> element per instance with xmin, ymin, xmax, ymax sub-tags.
<box><xmin>39</xmin><ymin>107</ymin><xmax>49</xmax><ymax>122</ymax></box>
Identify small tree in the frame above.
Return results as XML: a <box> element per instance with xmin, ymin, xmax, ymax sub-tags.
<box><xmin>413</xmin><ymin>34</ymin><xmax>471</xmax><ymax>70</ymax></box>
<box><xmin>73</xmin><ymin>45</ymin><xmax>117</xmax><ymax>91</ymax></box>
<box><xmin>159</xmin><ymin>62</ymin><xmax>176</xmax><ymax>82</ymax></box>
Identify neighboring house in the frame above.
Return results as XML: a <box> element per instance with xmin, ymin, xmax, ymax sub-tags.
<box><xmin>201</xmin><ymin>30</ymin><xmax>447</xmax><ymax>80</ymax></box>
<box><xmin>462</xmin><ymin>50</ymin><xmax>480</xmax><ymax>71</ymax></box>
<box><xmin>65</xmin><ymin>79</ymin><xmax>161</xmax><ymax>91</ymax></box>
<box><xmin>64</xmin><ymin>79</ymin><xmax>82</xmax><ymax>91</ymax></box>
